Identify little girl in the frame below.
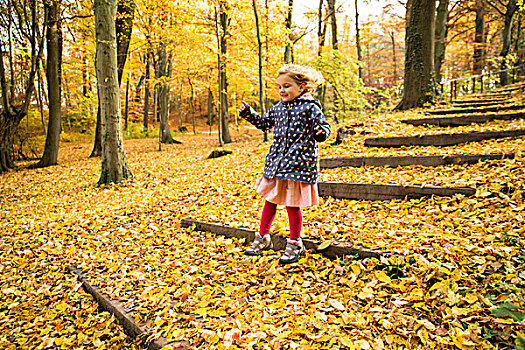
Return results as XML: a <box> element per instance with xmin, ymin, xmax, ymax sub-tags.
<box><xmin>239</xmin><ymin>64</ymin><xmax>331</xmax><ymax>264</ymax></box>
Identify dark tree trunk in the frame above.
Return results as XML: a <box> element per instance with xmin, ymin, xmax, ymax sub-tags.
<box><xmin>317</xmin><ymin>0</ymin><xmax>326</xmax><ymax>56</ymax></box>
<box><xmin>498</xmin><ymin>0</ymin><xmax>518</xmax><ymax>86</ymax></box>
<box><xmin>390</xmin><ymin>31</ymin><xmax>397</xmax><ymax>83</ymax></box>
<box><xmin>143</xmin><ymin>48</ymin><xmax>151</xmax><ymax>132</ymax></box>
<box><xmin>395</xmin><ymin>0</ymin><xmax>437</xmax><ymax>110</ymax></box>
<box><xmin>90</xmin><ymin>0</ymin><xmax>134</xmax><ymax>157</ymax></box>
<box><xmin>253</xmin><ymin>0</ymin><xmax>268</xmax><ymax>142</ymax></box>
<box><xmin>283</xmin><ymin>0</ymin><xmax>293</xmax><ymax>64</ymax></box>
<box><xmin>473</xmin><ymin>0</ymin><xmax>486</xmax><ymax>74</ymax></box>
<box><xmin>219</xmin><ymin>0</ymin><xmax>231</xmax><ymax>144</ymax></box>
<box><xmin>34</xmin><ymin>0</ymin><xmax>62</xmax><ymax>168</ymax></box>
<box><xmin>355</xmin><ymin>0</ymin><xmax>363</xmax><ymax>80</ymax></box>
<box><xmin>328</xmin><ymin>0</ymin><xmax>337</xmax><ymax>50</ymax></box>
<box><xmin>434</xmin><ymin>0</ymin><xmax>449</xmax><ymax>84</ymax></box>
<box><xmin>208</xmin><ymin>87</ymin><xmax>213</xmax><ymax>134</ymax></box>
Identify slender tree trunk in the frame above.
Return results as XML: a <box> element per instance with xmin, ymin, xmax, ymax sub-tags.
<box><xmin>253</xmin><ymin>0</ymin><xmax>268</xmax><ymax>142</ymax></box>
<box><xmin>317</xmin><ymin>0</ymin><xmax>326</xmax><ymax>56</ymax></box>
<box><xmin>395</xmin><ymin>0</ymin><xmax>437</xmax><ymax>110</ymax></box>
<box><xmin>328</xmin><ymin>0</ymin><xmax>338</xmax><ymax>50</ymax></box>
<box><xmin>390</xmin><ymin>31</ymin><xmax>397</xmax><ymax>84</ymax></box>
<box><xmin>156</xmin><ymin>46</ymin><xmax>176</xmax><ymax>143</ymax></box>
<box><xmin>434</xmin><ymin>0</ymin><xmax>449</xmax><ymax>84</ymax></box>
<box><xmin>134</xmin><ymin>73</ymin><xmax>144</xmax><ymax>102</ymax></box>
<box><xmin>355</xmin><ymin>0</ymin><xmax>363</xmax><ymax>80</ymax></box>
<box><xmin>94</xmin><ymin>0</ymin><xmax>131</xmax><ymax>185</ymax></box>
<box><xmin>283</xmin><ymin>0</ymin><xmax>294</xmax><ymax>64</ymax></box>
<box><xmin>189</xmin><ymin>77</ymin><xmax>196</xmax><ymax>134</ymax></box>
<box><xmin>208</xmin><ymin>87</ymin><xmax>213</xmax><ymax>134</ymax></box>
<box><xmin>36</xmin><ymin>62</ymin><xmax>47</xmax><ymax>134</ymax></box>
<box><xmin>219</xmin><ymin>0</ymin><xmax>231</xmax><ymax>144</ymax></box>
<box><xmin>473</xmin><ymin>0</ymin><xmax>486</xmax><ymax>74</ymax></box>
<box><xmin>143</xmin><ymin>49</ymin><xmax>151</xmax><ymax>133</ymax></box>
<box><xmin>34</xmin><ymin>0</ymin><xmax>62</xmax><ymax>168</ymax></box>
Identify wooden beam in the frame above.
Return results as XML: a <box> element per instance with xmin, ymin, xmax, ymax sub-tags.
<box><xmin>364</xmin><ymin>129</ymin><xmax>525</xmax><ymax>148</ymax></box>
<box><xmin>317</xmin><ymin>182</ymin><xmax>476</xmax><ymax>200</ymax></box>
<box><xmin>180</xmin><ymin>219</ymin><xmax>382</xmax><ymax>259</ymax></box>
<box><xmin>402</xmin><ymin>111</ymin><xmax>525</xmax><ymax>126</ymax></box>
<box><xmin>320</xmin><ymin>153</ymin><xmax>514</xmax><ymax>169</ymax></box>
<box><xmin>427</xmin><ymin>104</ymin><xmax>524</xmax><ymax>115</ymax></box>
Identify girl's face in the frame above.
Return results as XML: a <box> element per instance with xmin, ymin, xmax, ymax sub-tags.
<box><xmin>277</xmin><ymin>74</ymin><xmax>305</xmax><ymax>102</ymax></box>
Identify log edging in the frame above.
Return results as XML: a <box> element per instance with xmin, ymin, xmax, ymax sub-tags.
<box><xmin>426</xmin><ymin>104</ymin><xmax>524</xmax><ymax>115</ymax></box>
<box><xmin>180</xmin><ymin>219</ymin><xmax>382</xmax><ymax>259</ymax></box>
<box><xmin>317</xmin><ymin>182</ymin><xmax>476</xmax><ymax>200</ymax></box>
<box><xmin>320</xmin><ymin>153</ymin><xmax>515</xmax><ymax>169</ymax></box>
<box><xmin>67</xmin><ymin>267</ymin><xmax>189</xmax><ymax>350</ymax></box>
<box><xmin>401</xmin><ymin>111</ymin><xmax>525</xmax><ymax>127</ymax></box>
<box><xmin>364</xmin><ymin>129</ymin><xmax>525</xmax><ymax>148</ymax></box>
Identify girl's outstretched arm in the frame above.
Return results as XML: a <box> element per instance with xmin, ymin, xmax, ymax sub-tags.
<box><xmin>310</xmin><ymin>105</ymin><xmax>331</xmax><ymax>142</ymax></box>
<box><xmin>239</xmin><ymin>100</ymin><xmax>274</xmax><ymax>131</ymax></box>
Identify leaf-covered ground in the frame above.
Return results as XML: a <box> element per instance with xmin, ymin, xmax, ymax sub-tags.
<box><xmin>1</xmin><ymin>100</ymin><xmax>525</xmax><ymax>349</ymax></box>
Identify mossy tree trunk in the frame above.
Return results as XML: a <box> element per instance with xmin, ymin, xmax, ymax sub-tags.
<box><xmin>94</xmin><ymin>0</ymin><xmax>132</xmax><ymax>185</ymax></box>
<box><xmin>395</xmin><ymin>0</ymin><xmax>437</xmax><ymax>110</ymax></box>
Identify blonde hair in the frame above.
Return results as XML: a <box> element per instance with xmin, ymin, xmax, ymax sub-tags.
<box><xmin>277</xmin><ymin>64</ymin><xmax>324</xmax><ymax>93</ymax></box>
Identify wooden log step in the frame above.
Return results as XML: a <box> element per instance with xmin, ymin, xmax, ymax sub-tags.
<box><xmin>320</xmin><ymin>153</ymin><xmax>515</xmax><ymax>169</ymax></box>
<box><xmin>318</xmin><ymin>182</ymin><xmax>476</xmax><ymax>200</ymax></box>
<box><xmin>67</xmin><ymin>267</ymin><xmax>189</xmax><ymax>350</ymax></box>
<box><xmin>364</xmin><ymin>129</ymin><xmax>525</xmax><ymax>148</ymax></box>
<box><xmin>451</xmin><ymin>101</ymin><xmax>509</xmax><ymax>108</ymax></box>
<box><xmin>180</xmin><ymin>219</ymin><xmax>382</xmax><ymax>259</ymax></box>
<box><xmin>402</xmin><ymin>111</ymin><xmax>525</xmax><ymax>126</ymax></box>
<box><xmin>427</xmin><ymin>104</ymin><xmax>524</xmax><ymax>115</ymax></box>
<box><xmin>452</xmin><ymin>98</ymin><xmax>507</xmax><ymax>104</ymax></box>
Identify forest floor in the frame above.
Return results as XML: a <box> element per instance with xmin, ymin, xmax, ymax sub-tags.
<box><xmin>1</xmin><ymin>85</ymin><xmax>525</xmax><ymax>349</ymax></box>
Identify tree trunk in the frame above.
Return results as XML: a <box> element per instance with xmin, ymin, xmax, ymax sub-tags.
<box><xmin>328</xmin><ymin>0</ymin><xmax>338</xmax><ymax>50</ymax></box>
<box><xmin>390</xmin><ymin>31</ymin><xmax>397</xmax><ymax>83</ymax></box>
<box><xmin>434</xmin><ymin>0</ymin><xmax>449</xmax><ymax>84</ymax></box>
<box><xmin>94</xmin><ymin>0</ymin><xmax>131</xmax><ymax>185</ymax></box>
<box><xmin>0</xmin><ymin>0</ymin><xmax>43</xmax><ymax>172</ymax></box>
<box><xmin>395</xmin><ymin>0</ymin><xmax>437</xmax><ymax>110</ymax></box>
<box><xmin>499</xmin><ymin>0</ymin><xmax>518</xmax><ymax>86</ymax></box>
<box><xmin>317</xmin><ymin>0</ymin><xmax>326</xmax><ymax>56</ymax></box>
<box><xmin>143</xmin><ymin>49</ymin><xmax>151</xmax><ymax>133</ymax></box>
<box><xmin>219</xmin><ymin>0</ymin><xmax>231</xmax><ymax>144</ymax></box>
<box><xmin>208</xmin><ymin>87</ymin><xmax>213</xmax><ymax>134</ymax></box>
<box><xmin>253</xmin><ymin>0</ymin><xmax>268</xmax><ymax>142</ymax></box>
<box><xmin>156</xmin><ymin>45</ymin><xmax>176</xmax><ymax>143</ymax></box>
<box><xmin>90</xmin><ymin>0</ymin><xmax>134</xmax><ymax>157</ymax></box>
<box><xmin>189</xmin><ymin>77</ymin><xmax>196</xmax><ymax>134</ymax></box>
<box><xmin>473</xmin><ymin>0</ymin><xmax>486</xmax><ymax>74</ymax></box>
<box><xmin>34</xmin><ymin>0</ymin><xmax>62</xmax><ymax>168</ymax></box>
<box><xmin>283</xmin><ymin>0</ymin><xmax>294</xmax><ymax>64</ymax></box>
<box><xmin>355</xmin><ymin>0</ymin><xmax>363</xmax><ymax>80</ymax></box>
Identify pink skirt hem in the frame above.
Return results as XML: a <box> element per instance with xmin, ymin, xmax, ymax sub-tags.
<box><xmin>254</xmin><ymin>176</ymin><xmax>319</xmax><ymax>207</ymax></box>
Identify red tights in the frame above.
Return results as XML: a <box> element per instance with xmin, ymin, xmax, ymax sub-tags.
<box><xmin>259</xmin><ymin>200</ymin><xmax>302</xmax><ymax>240</ymax></box>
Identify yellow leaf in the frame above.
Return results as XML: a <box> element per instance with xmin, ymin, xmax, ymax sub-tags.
<box><xmin>375</xmin><ymin>270</ymin><xmax>391</xmax><ymax>283</ymax></box>
<box><xmin>340</xmin><ymin>336</ymin><xmax>353</xmax><ymax>347</ymax></box>
<box><xmin>329</xmin><ymin>299</ymin><xmax>346</xmax><ymax>311</ymax></box>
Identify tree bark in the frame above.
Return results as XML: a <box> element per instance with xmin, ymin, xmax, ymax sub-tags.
<box><xmin>434</xmin><ymin>0</ymin><xmax>449</xmax><ymax>84</ymax></box>
<box><xmin>283</xmin><ymin>0</ymin><xmax>294</xmax><ymax>64</ymax></box>
<box><xmin>90</xmin><ymin>0</ymin><xmax>134</xmax><ymax>157</ymax></box>
<box><xmin>328</xmin><ymin>0</ymin><xmax>338</xmax><ymax>50</ymax></box>
<box><xmin>395</xmin><ymin>0</ymin><xmax>437</xmax><ymax>110</ymax></box>
<box><xmin>252</xmin><ymin>0</ymin><xmax>268</xmax><ymax>142</ymax></box>
<box><xmin>218</xmin><ymin>0</ymin><xmax>232</xmax><ymax>144</ymax></box>
<box><xmin>94</xmin><ymin>0</ymin><xmax>132</xmax><ymax>185</ymax></box>
<box><xmin>473</xmin><ymin>0</ymin><xmax>486</xmax><ymax>74</ymax></box>
<box><xmin>498</xmin><ymin>0</ymin><xmax>518</xmax><ymax>85</ymax></box>
<box><xmin>143</xmin><ymin>48</ymin><xmax>151</xmax><ymax>133</ymax></box>
<box><xmin>156</xmin><ymin>45</ymin><xmax>176</xmax><ymax>143</ymax></box>
<box><xmin>0</xmin><ymin>0</ymin><xmax>43</xmax><ymax>172</ymax></box>
<box><xmin>34</xmin><ymin>0</ymin><xmax>62</xmax><ymax>168</ymax></box>
<box><xmin>355</xmin><ymin>0</ymin><xmax>363</xmax><ymax>80</ymax></box>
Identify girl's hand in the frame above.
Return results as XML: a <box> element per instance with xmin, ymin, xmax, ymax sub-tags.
<box><xmin>239</xmin><ymin>101</ymin><xmax>249</xmax><ymax>115</ymax></box>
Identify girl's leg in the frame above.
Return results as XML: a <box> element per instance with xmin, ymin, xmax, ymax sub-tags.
<box><xmin>245</xmin><ymin>201</ymin><xmax>276</xmax><ymax>256</ymax></box>
<box><xmin>259</xmin><ymin>200</ymin><xmax>278</xmax><ymax>236</ymax></box>
<box><xmin>285</xmin><ymin>206</ymin><xmax>302</xmax><ymax>241</ymax></box>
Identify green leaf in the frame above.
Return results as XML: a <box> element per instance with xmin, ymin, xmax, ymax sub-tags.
<box><xmin>491</xmin><ymin>302</ymin><xmax>525</xmax><ymax>322</ymax></box>
<box><xmin>317</xmin><ymin>241</ymin><xmax>331</xmax><ymax>251</ymax></box>
<box><xmin>516</xmin><ymin>337</ymin><xmax>525</xmax><ymax>350</ymax></box>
